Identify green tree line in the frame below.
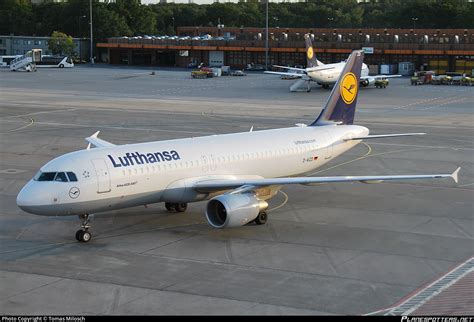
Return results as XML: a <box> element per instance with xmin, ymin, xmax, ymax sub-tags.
<box><xmin>1</xmin><ymin>0</ymin><xmax>472</xmax><ymax>41</ymax></box>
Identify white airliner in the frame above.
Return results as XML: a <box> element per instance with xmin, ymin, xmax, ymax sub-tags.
<box><xmin>264</xmin><ymin>33</ymin><xmax>401</xmax><ymax>91</ymax></box>
<box><xmin>17</xmin><ymin>50</ymin><xmax>459</xmax><ymax>243</ymax></box>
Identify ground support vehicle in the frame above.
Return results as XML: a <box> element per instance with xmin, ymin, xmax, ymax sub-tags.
<box><xmin>460</xmin><ymin>77</ymin><xmax>473</xmax><ymax>86</ymax></box>
<box><xmin>375</xmin><ymin>79</ymin><xmax>389</xmax><ymax>88</ymax></box>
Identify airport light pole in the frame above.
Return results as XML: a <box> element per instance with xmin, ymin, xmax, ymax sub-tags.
<box><xmin>89</xmin><ymin>0</ymin><xmax>93</xmax><ymax>64</ymax></box>
<box><xmin>412</xmin><ymin>17</ymin><xmax>418</xmax><ymax>30</ymax></box>
<box><xmin>265</xmin><ymin>0</ymin><xmax>269</xmax><ymax>71</ymax></box>
<box><xmin>78</xmin><ymin>15</ymin><xmax>86</xmax><ymax>37</ymax></box>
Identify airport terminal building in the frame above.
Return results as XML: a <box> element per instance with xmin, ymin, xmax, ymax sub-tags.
<box><xmin>0</xmin><ymin>35</ymin><xmax>90</xmax><ymax>61</ymax></box>
<box><xmin>97</xmin><ymin>27</ymin><xmax>474</xmax><ymax>75</ymax></box>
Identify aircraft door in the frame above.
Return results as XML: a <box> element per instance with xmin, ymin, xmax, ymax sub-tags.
<box><xmin>91</xmin><ymin>158</ymin><xmax>111</xmax><ymax>193</ymax></box>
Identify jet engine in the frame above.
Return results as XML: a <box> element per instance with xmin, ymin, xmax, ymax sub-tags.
<box><xmin>206</xmin><ymin>193</ymin><xmax>268</xmax><ymax>228</ymax></box>
<box><xmin>360</xmin><ymin>78</ymin><xmax>374</xmax><ymax>87</ymax></box>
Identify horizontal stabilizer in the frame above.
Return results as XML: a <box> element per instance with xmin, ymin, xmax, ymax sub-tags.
<box><xmin>306</xmin><ymin>65</ymin><xmax>336</xmax><ymax>72</ymax></box>
<box><xmin>271</xmin><ymin>65</ymin><xmax>306</xmax><ymax>72</ymax></box>
<box><xmin>264</xmin><ymin>71</ymin><xmax>305</xmax><ymax>78</ymax></box>
<box><xmin>344</xmin><ymin>133</ymin><xmax>426</xmax><ymax>141</ymax></box>
<box><xmin>269</xmin><ymin>65</ymin><xmax>335</xmax><ymax>73</ymax></box>
<box><xmin>85</xmin><ymin>131</ymin><xmax>116</xmax><ymax>149</ymax></box>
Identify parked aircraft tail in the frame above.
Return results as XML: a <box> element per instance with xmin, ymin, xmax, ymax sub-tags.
<box><xmin>304</xmin><ymin>34</ymin><xmax>323</xmax><ymax>68</ymax></box>
<box><xmin>310</xmin><ymin>50</ymin><xmax>364</xmax><ymax>126</ymax></box>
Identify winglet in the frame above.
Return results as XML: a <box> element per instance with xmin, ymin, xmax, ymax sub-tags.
<box><xmin>451</xmin><ymin>167</ymin><xmax>461</xmax><ymax>183</ymax></box>
<box><xmin>91</xmin><ymin>130</ymin><xmax>100</xmax><ymax>138</ymax></box>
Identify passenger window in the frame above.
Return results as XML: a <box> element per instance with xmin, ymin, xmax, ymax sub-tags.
<box><xmin>37</xmin><ymin>172</ymin><xmax>56</xmax><ymax>181</ymax></box>
<box><xmin>66</xmin><ymin>172</ymin><xmax>78</xmax><ymax>182</ymax></box>
<box><xmin>54</xmin><ymin>172</ymin><xmax>68</xmax><ymax>182</ymax></box>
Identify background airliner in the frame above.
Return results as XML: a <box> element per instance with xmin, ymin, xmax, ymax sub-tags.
<box><xmin>264</xmin><ymin>33</ymin><xmax>401</xmax><ymax>91</ymax></box>
<box><xmin>17</xmin><ymin>50</ymin><xmax>459</xmax><ymax>242</ymax></box>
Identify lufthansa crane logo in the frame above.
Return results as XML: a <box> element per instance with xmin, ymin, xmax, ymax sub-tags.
<box><xmin>307</xmin><ymin>46</ymin><xmax>314</xmax><ymax>60</ymax></box>
<box><xmin>69</xmin><ymin>187</ymin><xmax>80</xmax><ymax>199</ymax></box>
<box><xmin>340</xmin><ymin>72</ymin><xmax>358</xmax><ymax>105</ymax></box>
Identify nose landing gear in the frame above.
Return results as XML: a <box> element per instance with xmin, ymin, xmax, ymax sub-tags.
<box><xmin>76</xmin><ymin>214</ymin><xmax>92</xmax><ymax>242</ymax></box>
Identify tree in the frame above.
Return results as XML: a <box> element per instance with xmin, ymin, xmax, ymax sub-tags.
<box><xmin>93</xmin><ymin>3</ymin><xmax>132</xmax><ymax>40</ymax></box>
<box><xmin>48</xmin><ymin>31</ymin><xmax>75</xmax><ymax>57</ymax></box>
<box><xmin>0</xmin><ymin>0</ymin><xmax>34</xmax><ymax>35</ymax></box>
<box><xmin>112</xmin><ymin>0</ymin><xmax>156</xmax><ymax>35</ymax></box>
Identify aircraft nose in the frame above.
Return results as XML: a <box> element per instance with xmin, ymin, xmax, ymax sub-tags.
<box><xmin>16</xmin><ymin>181</ymin><xmax>52</xmax><ymax>215</ymax></box>
<box><xmin>17</xmin><ymin>181</ymin><xmax>35</xmax><ymax>212</ymax></box>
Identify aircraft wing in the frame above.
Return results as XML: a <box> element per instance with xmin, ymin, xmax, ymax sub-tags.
<box><xmin>85</xmin><ymin>131</ymin><xmax>116</xmax><ymax>149</ymax></box>
<box><xmin>361</xmin><ymin>74</ymin><xmax>402</xmax><ymax>80</ymax></box>
<box><xmin>264</xmin><ymin>71</ymin><xmax>305</xmax><ymax>78</ymax></box>
<box><xmin>344</xmin><ymin>133</ymin><xmax>426</xmax><ymax>141</ymax></box>
<box><xmin>193</xmin><ymin>168</ymin><xmax>460</xmax><ymax>192</ymax></box>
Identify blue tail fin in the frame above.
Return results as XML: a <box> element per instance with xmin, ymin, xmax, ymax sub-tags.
<box><xmin>310</xmin><ymin>50</ymin><xmax>364</xmax><ymax>126</ymax></box>
<box><xmin>304</xmin><ymin>34</ymin><xmax>322</xmax><ymax>68</ymax></box>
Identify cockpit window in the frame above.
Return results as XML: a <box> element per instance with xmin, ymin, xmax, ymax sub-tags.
<box><xmin>54</xmin><ymin>172</ymin><xmax>68</xmax><ymax>182</ymax></box>
<box><xmin>67</xmin><ymin>172</ymin><xmax>78</xmax><ymax>182</ymax></box>
<box><xmin>33</xmin><ymin>171</ymin><xmax>78</xmax><ymax>182</ymax></box>
<box><xmin>36</xmin><ymin>172</ymin><xmax>56</xmax><ymax>181</ymax></box>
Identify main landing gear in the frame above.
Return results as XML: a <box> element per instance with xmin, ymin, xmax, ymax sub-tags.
<box><xmin>76</xmin><ymin>214</ymin><xmax>92</xmax><ymax>242</ymax></box>
<box><xmin>165</xmin><ymin>202</ymin><xmax>188</xmax><ymax>213</ymax></box>
<box><xmin>254</xmin><ymin>210</ymin><xmax>268</xmax><ymax>225</ymax></box>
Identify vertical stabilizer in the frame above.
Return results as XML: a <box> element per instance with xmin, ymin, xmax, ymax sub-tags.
<box><xmin>304</xmin><ymin>34</ymin><xmax>323</xmax><ymax>68</ymax></box>
<box><xmin>310</xmin><ymin>50</ymin><xmax>364</xmax><ymax>126</ymax></box>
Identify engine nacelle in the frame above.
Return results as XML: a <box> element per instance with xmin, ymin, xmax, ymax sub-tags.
<box><xmin>360</xmin><ymin>78</ymin><xmax>375</xmax><ymax>87</ymax></box>
<box><xmin>206</xmin><ymin>193</ymin><xmax>268</xmax><ymax>228</ymax></box>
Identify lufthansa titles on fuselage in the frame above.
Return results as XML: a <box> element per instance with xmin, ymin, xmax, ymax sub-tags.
<box><xmin>108</xmin><ymin>150</ymin><xmax>180</xmax><ymax>168</ymax></box>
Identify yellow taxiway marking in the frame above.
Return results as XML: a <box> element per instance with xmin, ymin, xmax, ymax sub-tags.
<box><xmin>4</xmin><ymin>117</ymin><xmax>35</xmax><ymax>133</ymax></box>
<box><xmin>309</xmin><ymin>142</ymin><xmax>372</xmax><ymax>176</ymax></box>
<box><xmin>268</xmin><ymin>190</ymin><xmax>289</xmax><ymax>212</ymax></box>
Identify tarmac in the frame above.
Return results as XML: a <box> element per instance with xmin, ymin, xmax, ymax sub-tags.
<box><xmin>0</xmin><ymin>65</ymin><xmax>473</xmax><ymax>315</ymax></box>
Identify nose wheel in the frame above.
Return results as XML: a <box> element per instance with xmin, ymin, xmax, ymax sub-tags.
<box><xmin>76</xmin><ymin>214</ymin><xmax>92</xmax><ymax>242</ymax></box>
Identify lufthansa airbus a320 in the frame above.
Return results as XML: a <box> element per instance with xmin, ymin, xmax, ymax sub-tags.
<box><xmin>17</xmin><ymin>50</ymin><xmax>460</xmax><ymax>242</ymax></box>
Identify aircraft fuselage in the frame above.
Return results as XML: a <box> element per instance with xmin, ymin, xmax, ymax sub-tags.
<box><xmin>17</xmin><ymin>125</ymin><xmax>369</xmax><ymax>216</ymax></box>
